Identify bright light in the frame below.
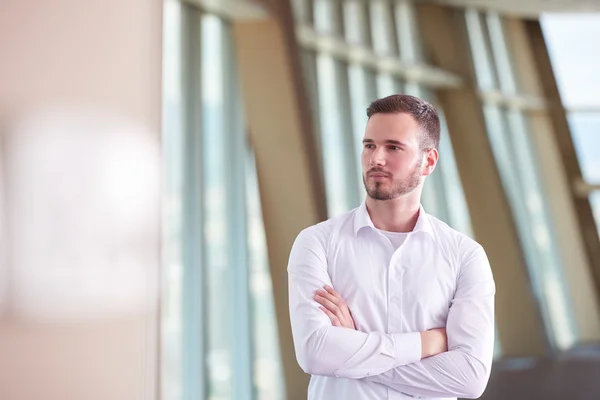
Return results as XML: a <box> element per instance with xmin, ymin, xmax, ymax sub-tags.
<box><xmin>4</xmin><ymin>107</ymin><xmax>160</xmax><ymax>321</ymax></box>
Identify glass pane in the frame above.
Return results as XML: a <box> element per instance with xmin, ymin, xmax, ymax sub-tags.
<box><xmin>343</xmin><ymin>0</ymin><xmax>369</xmax><ymax>45</ymax></box>
<box><xmin>316</xmin><ymin>54</ymin><xmax>360</xmax><ymax>216</ymax></box>
<box><xmin>436</xmin><ymin>111</ymin><xmax>474</xmax><ymax>237</ymax></box>
<box><xmin>369</xmin><ymin>0</ymin><xmax>397</xmax><ymax>55</ymax></box>
<box><xmin>161</xmin><ymin>1</ymin><xmax>185</xmax><ymax>399</ymax></box>
<box><xmin>541</xmin><ymin>14</ymin><xmax>600</xmax><ymax>108</ymax></box>
<box><xmin>313</xmin><ymin>0</ymin><xmax>341</xmax><ymax>35</ymax></box>
<box><xmin>394</xmin><ymin>0</ymin><xmax>421</xmax><ymax>63</ymax></box>
<box><xmin>567</xmin><ymin>112</ymin><xmax>600</xmax><ymax>184</ymax></box>
<box><xmin>506</xmin><ymin>110</ymin><xmax>577</xmax><ymax>349</ymax></box>
<box><xmin>482</xmin><ymin>105</ymin><xmax>577</xmax><ymax>350</ymax></box>
<box><xmin>202</xmin><ymin>15</ymin><xmax>234</xmax><ymax>400</ymax></box>
<box><xmin>464</xmin><ymin>9</ymin><xmax>498</xmax><ymax>90</ymax></box>
<box><xmin>163</xmin><ymin>8</ymin><xmax>284</xmax><ymax>400</ymax></box>
<box><xmin>485</xmin><ymin>13</ymin><xmax>517</xmax><ymax>94</ymax></box>
<box><xmin>246</xmin><ymin>150</ymin><xmax>285</xmax><ymax>400</ymax></box>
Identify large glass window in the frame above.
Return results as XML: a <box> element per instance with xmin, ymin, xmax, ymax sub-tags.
<box><xmin>542</xmin><ymin>14</ymin><xmax>600</xmax><ymax>234</ymax></box>
<box><xmin>466</xmin><ymin>9</ymin><xmax>578</xmax><ymax>351</ymax></box>
<box><xmin>161</xmin><ymin>2</ymin><xmax>284</xmax><ymax>399</ymax></box>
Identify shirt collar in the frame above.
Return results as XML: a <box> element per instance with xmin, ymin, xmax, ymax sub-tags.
<box><xmin>353</xmin><ymin>201</ymin><xmax>435</xmax><ymax>241</ymax></box>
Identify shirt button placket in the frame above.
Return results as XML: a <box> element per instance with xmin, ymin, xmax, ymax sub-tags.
<box><xmin>388</xmin><ymin>248</ymin><xmax>403</xmax><ymax>333</ymax></box>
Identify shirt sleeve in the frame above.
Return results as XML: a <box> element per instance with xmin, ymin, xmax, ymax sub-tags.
<box><xmin>365</xmin><ymin>244</ymin><xmax>496</xmax><ymax>399</ymax></box>
<box><xmin>288</xmin><ymin>227</ymin><xmax>423</xmax><ymax>379</ymax></box>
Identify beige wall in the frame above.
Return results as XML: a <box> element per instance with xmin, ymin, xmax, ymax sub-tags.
<box><xmin>0</xmin><ymin>1</ymin><xmax>162</xmax><ymax>399</ymax></box>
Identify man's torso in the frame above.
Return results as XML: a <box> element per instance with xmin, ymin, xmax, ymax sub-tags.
<box><xmin>308</xmin><ymin>206</ymin><xmax>466</xmax><ymax>400</ymax></box>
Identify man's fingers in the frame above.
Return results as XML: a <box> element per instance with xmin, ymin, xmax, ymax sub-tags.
<box><xmin>315</xmin><ymin>294</ymin><xmax>339</xmax><ymax>314</ymax></box>
<box><xmin>320</xmin><ymin>286</ymin><xmax>352</xmax><ymax>319</ymax></box>
<box><xmin>316</xmin><ymin>288</ymin><xmax>340</xmax><ymax>306</ymax></box>
<box><xmin>324</xmin><ymin>285</ymin><xmax>340</xmax><ymax>298</ymax></box>
<box><xmin>319</xmin><ymin>306</ymin><xmax>340</xmax><ymax>326</ymax></box>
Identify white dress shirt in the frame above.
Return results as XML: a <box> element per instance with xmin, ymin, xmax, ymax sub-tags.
<box><xmin>288</xmin><ymin>202</ymin><xmax>495</xmax><ymax>400</ymax></box>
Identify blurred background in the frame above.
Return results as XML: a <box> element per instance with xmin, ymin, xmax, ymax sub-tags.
<box><xmin>1</xmin><ymin>0</ymin><xmax>600</xmax><ymax>399</ymax></box>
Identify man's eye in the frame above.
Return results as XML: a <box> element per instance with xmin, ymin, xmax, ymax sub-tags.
<box><xmin>389</xmin><ymin>146</ymin><xmax>400</xmax><ymax>151</ymax></box>
<box><xmin>365</xmin><ymin>144</ymin><xmax>375</xmax><ymax>149</ymax></box>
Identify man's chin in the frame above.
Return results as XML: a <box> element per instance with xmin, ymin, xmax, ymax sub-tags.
<box><xmin>366</xmin><ymin>190</ymin><xmax>394</xmax><ymax>201</ymax></box>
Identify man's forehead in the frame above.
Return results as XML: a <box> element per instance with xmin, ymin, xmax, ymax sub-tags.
<box><xmin>364</xmin><ymin>114</ymin><xmax>420</xmax><ymax>141</ymax></box>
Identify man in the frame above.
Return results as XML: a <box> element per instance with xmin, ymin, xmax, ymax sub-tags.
<box><xmin>288</xmin><ymin>94</ymin><xmax>495</xmax><ymax>399</ymax></box>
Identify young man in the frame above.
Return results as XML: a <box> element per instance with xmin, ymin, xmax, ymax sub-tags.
<box><xmin>288</xmin><ymin>94</ymin><xmax>495</xmax><ymax>399</ymax></box>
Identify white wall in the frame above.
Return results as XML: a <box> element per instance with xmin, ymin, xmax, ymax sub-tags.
<box><xmin>0</xmin><ymin>1</ymin><xmax>163</xmax><ymax>399</ymax></box>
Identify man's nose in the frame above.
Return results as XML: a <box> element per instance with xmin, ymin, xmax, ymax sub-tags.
<box><xmin>370</xmin><ymin>148</ymin><xmax>386</xmax><ymax>166</ymax></box>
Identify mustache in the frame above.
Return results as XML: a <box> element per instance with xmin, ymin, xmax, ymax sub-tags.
<box><xmin>366</xmin><ymin>168</ymin><xmax>391</xmax><ymax>176</ymax></box>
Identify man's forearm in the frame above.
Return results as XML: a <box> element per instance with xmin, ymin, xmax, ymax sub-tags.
<box><xmin>296</xmin><ymin>325</ymin><xmax>422</xmax><ymax>379</ymax></box>
<box><xmin>365</xmin><ymin>349</ymin><xmax>491</xmax><ymax>399</ymax></box>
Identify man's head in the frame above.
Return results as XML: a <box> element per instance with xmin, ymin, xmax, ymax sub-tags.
<box><xmin>362</xmin><ymin>94</ymin><xmax>440</xmax><ymax>201</ymax></box>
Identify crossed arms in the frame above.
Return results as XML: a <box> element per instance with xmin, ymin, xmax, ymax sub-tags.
<box><xmin>288</xmin><ymin>229</ymin><xmax>496</xmax><ymax>399</ymax></box>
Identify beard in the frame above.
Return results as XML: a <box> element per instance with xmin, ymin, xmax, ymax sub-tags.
<box><xmin>363</xmin><ymin>161</ymin><xmax>423</xmax><ymax>201</ymax></box>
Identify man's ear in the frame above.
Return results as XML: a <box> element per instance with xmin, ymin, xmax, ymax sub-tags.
<box><xmin>422</xmin><ymin>148</ymin><xmax>439</xmax><ymax>177</ymax></box>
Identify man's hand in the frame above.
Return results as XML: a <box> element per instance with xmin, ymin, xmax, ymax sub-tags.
<box><xmin>314</xmin><ymin>285</ymin><xmax>356</xmax><ymax>329</ymax></box>
<box><xmin>420</xmin><ymin>328</ymin><xmax>447</xmax><ymax>358</ymax></box>
<box><xmin>314</xmin><ymin>285</ymin><xmax>446</xmax><ymax>358</ymax></box>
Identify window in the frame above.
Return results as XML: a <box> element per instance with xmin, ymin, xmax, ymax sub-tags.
<box><xmin>542</xmin><ymin>14</ymin><xmax>600</xmax><ymax>234</ymax></box>
<box><xmin>161</xmin><ymin>2</ymin><xmax>283</xmax><ymax>399</ymax></box>
<box><xmin>466</xmin><ymin>9</ymin><xmax>578</xmax><ymax>350</ymax></box>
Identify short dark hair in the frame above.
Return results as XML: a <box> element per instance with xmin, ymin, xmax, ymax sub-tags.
<box><xmin>366</xmin><ymin>94</ymin><xmax>440</xmax><ymax>151</ymax></box>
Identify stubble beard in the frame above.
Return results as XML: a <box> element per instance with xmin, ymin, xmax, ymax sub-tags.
<box><xmin>363</xmin><ymin>161</ymin><xmax>423</xmax><ymax>201</ymax></box>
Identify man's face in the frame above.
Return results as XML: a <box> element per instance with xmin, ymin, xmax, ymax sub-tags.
<box><xmin>361</xmin><ymin>112</ymin><xmax>428</xmax><ymax>201</ymax></box>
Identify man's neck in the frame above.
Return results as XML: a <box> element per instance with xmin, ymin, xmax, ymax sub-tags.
<box><xmin>365</xmin><ymin>194</ymin><xmax>421</xmax><ymax>233</ymax></box>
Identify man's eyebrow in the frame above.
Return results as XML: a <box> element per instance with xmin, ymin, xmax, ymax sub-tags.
<box><xmin>362</xmin><ymin>139</ymin><xmax>406</xmax><ymax>146</ymax></box>
<box><xmin>384</xmin><ymin>140</ymin><xmax>404</xmax><ymax>146</ymax></box>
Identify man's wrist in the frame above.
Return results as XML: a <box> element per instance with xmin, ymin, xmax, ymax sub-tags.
<box><xmin>420</xmin><ymin>331</ymin><xmax>430</xmax><ymax>358</ymax></box>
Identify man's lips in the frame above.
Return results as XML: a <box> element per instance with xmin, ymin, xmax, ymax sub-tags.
<box><xmin>368</xmin><ymin>171</ymin><xmax>389</xmax><ymax>178</ymax></box>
